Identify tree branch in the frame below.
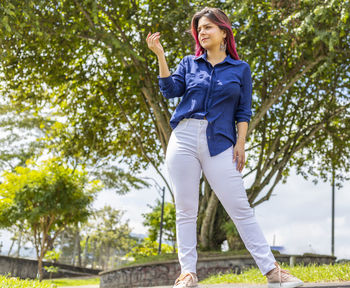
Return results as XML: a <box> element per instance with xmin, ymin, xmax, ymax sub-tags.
<box><xmin>248</xmin><ymin>54</ymin><xmax>326</xmax><ymax>137</ymax></box>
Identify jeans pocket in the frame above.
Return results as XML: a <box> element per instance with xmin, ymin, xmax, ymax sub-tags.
<box><xmin>174</xmin><ymin>118</ymin><xmax>189</xmax><ymax>132</ymax></box>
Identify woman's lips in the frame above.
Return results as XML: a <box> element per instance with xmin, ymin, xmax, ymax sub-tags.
<box><xmin>202</xmin><ymin>38</ymin><xmax>209</xmax><ymax>41</ymax></box>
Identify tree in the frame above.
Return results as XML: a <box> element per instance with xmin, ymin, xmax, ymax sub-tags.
<box><xmin>142</xmin><ymin>199</ymin><xmax>177</xmax><ymax>252</ymax></box>
<box><xmin>0</xmin><ymin>158</ymin><xmax>101</xmax><ymax>280</ymax></box>
<box><xmin>83</xmin><ymin>205</ymin><xmax>137</xmax><ymax>270</ymax></box>
<box><xmin>0</xmin><ymin>0</ymin><xmax>349</xmax><ymax>251</ymax></box>
<box><xmin>126</xmin><ymin>237</ymin><xmax>175</xmax><ymax>258</ymax></box>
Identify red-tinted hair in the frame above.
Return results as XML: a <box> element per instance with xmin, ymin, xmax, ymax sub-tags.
<box><xmin>189</xmin><ymin>7</ymin><xmax>240</xmax><ymax>60</ymax></box>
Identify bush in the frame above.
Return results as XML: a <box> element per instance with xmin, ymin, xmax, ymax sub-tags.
<box><xmin>126</xmin><ymin>237</ymin><xmax>175</xmax><ymax>258</ymax></box>
<box><xmin>0</xmin><ymin>275</ymin><xmax>55</xmax><ymax>288</ymax></box>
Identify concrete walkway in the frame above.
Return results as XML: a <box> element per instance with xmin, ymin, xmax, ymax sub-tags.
<box><xmin>61</xmin><ymin>282</ymin><xmax>350</xmax><ymax>288</ymax></box>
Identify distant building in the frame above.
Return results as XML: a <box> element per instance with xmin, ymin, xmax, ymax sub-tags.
<box><xmin>270</xmin><ymin>246</ymin><xmax>287</xmax><ymax>253</ymax></box>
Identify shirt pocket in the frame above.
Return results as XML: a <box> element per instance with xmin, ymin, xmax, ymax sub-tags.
<box><xmin>185</xmin><ymin>72</ymin><xmax>210</xmax><ymax>91</ymax></box>
<box><xmin>214</xmin><ymin>79</ymin><xmax>241</xmax><ymax>98</ymax></box>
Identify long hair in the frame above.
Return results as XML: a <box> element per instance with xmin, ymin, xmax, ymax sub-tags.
<box><xmin>189</xmin><ymin>7</ymin><xmax>240</xmax><ymax>60</ymax></box>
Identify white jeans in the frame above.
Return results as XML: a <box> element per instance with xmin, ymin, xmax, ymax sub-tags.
<box><xmin>165</xmin><ymin>118</ymin><xmax>276</xmax><ymax>276</ymax></box>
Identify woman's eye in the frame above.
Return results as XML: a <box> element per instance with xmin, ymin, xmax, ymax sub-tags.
<box><xmin>198</xmin><ymin>26</ymin><xmax>210</xmax><ymax>32</ymax></box>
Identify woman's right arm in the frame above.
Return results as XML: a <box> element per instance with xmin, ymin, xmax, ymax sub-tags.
<box><xmin>146</xmin><ymin>32</ymin><xmax>186</xmax><ymax>99</ymax></box>
<box><xmin>157</xmin><ymin>53</ymin><xmax>171</xmax><ymax>78</ymax></box>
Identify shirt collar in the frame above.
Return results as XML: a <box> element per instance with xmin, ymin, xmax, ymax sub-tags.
<box><xmin>194</xmin><ymin>50</ymin><xmax>241</xmax><ymax>65</ymax></box>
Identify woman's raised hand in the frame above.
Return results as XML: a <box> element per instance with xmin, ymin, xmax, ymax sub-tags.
<box><xmin>146</xmin><ymin>32</ymin><xmax>164</xmax><ymax>56</ymax></box>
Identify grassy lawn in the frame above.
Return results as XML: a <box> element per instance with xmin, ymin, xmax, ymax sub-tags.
<box><xmin>0</xmin><ymin>275</ymin><xmax>55</xmax><ymax>288</ymax></box>
<box><xmin>200</xmin><ymin>262</ymin><xmax>350</xmax><ymax>284</ymax></box>
<box><xmin>43</xmin><ymin>276</ymin><xmax>100</xmax><ymax>286</ymax></box>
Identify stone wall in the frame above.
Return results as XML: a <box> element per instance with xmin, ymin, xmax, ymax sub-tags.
<box><xmin>100</xmin><ymin>254</ymin><xmax>336</xmax><ymax>288</ymax></box>
<box><xmin>0</xmin><ymin>255</ymin><xmax>101</xmax><ymax>279</ymax></box>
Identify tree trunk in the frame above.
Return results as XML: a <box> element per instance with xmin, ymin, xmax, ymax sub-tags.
<box><xmin>99</xmin><ymin>244</ymin><xmax>104</xmax><ymax>270</ymax></box>
<box><xmin>16</xmin><ymin>229</ymin><xmax>22</xmax><ymax>257</ymax></box>
<box><xmin>217</xmin><ymin>203</ymin><xmax>246</xmax><ymax>251</ymax></box>
<box><xmin>72</xmin><ymin>229</ymin><xmax>81</xmax><ymax>266</ymax></box>
<box><xmin>227</xmin><ymin>233</ymin><xmax>246</xmax><ymax>251</ymax></box>
<box><xmin>199</xmin><ymin>189</ymin><xmax>219</xmax><ymax>250</ymax></box>
<box><xmin>8</xmin><ymin>239</ymin><xmax>15</xmax><ymax>256</ymax></box>
<box><xmin>106</xmin><ymin>244</ymin><xmax>110</xmax><ymax>270</ymax></box>
<box><xmin>77</xmin><ymin>231</ymin><xmax>82</xmax><ymax>267</ymax></box>
<box><xmin>197</xmin><ymin>176</ymin><xmax>210</xmax><ymax>232</ymax></box>
<box><xmin>91</xmin><ymin>239</ymin><xmax>96</xmax><ymax>269</ymax></box>
<box><xmin>83</xmin><ymin>235</ymin><xmax>90</xmax><ymax>267</ymax></box>
<box><xmin>198</xmin><ymin>186</ymin><xmax>247</xmax><ymax>252</ymax></box>
<box><xmin>38</xmin><ymin>256</ymin><xmax>44</xmax><ymax>281</ymax></box>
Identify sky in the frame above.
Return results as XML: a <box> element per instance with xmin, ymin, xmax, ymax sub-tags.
<box><xmin>1</xmin><ymin>157</ymin><xmax>349</xmax><ymax>261</ymax></box>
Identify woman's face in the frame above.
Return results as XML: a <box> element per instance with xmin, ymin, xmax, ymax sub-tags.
<box><xmin>197</xmin><ymin>16</ymin><xmax>226</xmax><ymax>51</ymax></box>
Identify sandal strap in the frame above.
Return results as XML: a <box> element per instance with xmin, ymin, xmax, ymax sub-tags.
<box><xmin>175</xmin><ymin>272</ymin><xmax>196</xmax><ymax>284</ymax></box>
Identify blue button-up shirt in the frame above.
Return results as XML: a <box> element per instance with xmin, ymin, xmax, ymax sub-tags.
<box><xmin>157</xmin><ymin>50</ymin><xmax>252</xmax><ymax>156</ymax></box>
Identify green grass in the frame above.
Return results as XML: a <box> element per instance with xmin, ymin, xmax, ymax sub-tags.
<box><xmin>200</xmin><ymin>262</ymin><xmax>350</xmax><ymax>284</ymax></box>
<box><xmin>43</xmin><ymin>276</ymin><xmax>99</xmax><ymax>286</ymax></box>
<box><xmin>0</xmin><ymin>275</ymin><xmax>55</xmax><ymax>288</ymax></box>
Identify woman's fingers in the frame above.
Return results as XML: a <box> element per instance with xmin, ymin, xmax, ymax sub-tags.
<box><xmin>147</xmin><ymin>32</ymin><xmax>160</xmax><ymax>46</ymax></box>
<box><xmin>151</xmin><ymin>34</ymin><xmax>160</xmax><ymax>43</ymax></box>
<box><xmin>238</xmin><ymin>157</ymin><xmax>245</xmax><ymax>172</ymax></box>
<box><xmin>148</xmin><ymin>32</ymin><xmax>159</xmax><ymax>39</ymax></box>
<box><xmin>233</xmin><ymin>150</ymin><xmax>245</xmax><ymax>172</ymax></box>
<box><xmin>146</xmin><ymin>32</ymin><xmax>163</xmax><ymax>55</ymax></box>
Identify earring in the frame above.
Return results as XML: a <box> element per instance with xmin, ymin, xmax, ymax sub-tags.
<box><xmin>220</xmin><ymin>38</ymin><xmax>227</xmax><ymax>51</ymax></box>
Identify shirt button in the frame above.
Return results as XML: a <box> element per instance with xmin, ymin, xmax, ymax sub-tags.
<box><xmin>208</xmin><ymin>136</ymin><xmax>211</xmax><ymax>139</ymax></box>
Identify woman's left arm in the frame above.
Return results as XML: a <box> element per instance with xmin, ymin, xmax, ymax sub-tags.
<box><xmin>233</xmin><ymin>121</ymin><xmax>248</xmax><ymax>173</ymax></box>
<box><xmin>233</xmin><ymin>62</ymin><xmax>253</xmax><ymax>173</ymax></box>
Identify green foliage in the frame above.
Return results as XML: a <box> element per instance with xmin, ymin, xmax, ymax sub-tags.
<box><xmin>0</xmin><ymin>158</ymin><xmax>100</xmax><ymax>230</ymax></box>
<box><xmin>89</xmin><ymin>206</ymin><xmax>135</xmax><ymax>251</ymax></box>
<box><xmin>201</xmin><ymin>262</ymin><xmax>350</xmax><ymax>284</ymax></box>
<box><xmin>142</xmin><ymin>200</ymin><xmax>176</xmax><ymax>248</ymax></box>
<box><xmin>126</xmin><ymin>237</ymin><xmax>175</xmax><ymax>258</ymax></box>
<box><xmin>44</xmin><ymin>249</ymin><xmax>61</xmax><ymax>275</ymax></box>
<box><xmin>0</xmin><ymin>275</ymin><xmax>55</xmax><ymax>288</ymax></box>
<box><xmin>0</xmin><ymin>0</ymin><xmax>195</xmax><ymax>172</ymax></box>
<box><xmin>78</xmin><ymin>205</ymin><xmax>137</xmax><ymax>269</ymax></box>
<box><xmin>0</xmin><ymin>157</ymin><xmax>102</xmax><ymax>279</ymax></box>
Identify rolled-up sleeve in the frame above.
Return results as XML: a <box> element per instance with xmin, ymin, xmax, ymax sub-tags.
<box><xmin>235</xmin><ymin>63</ymin><xmax>252</xmax><ymax>124</ymax></box>
<box><xmin>157</xmin><ymin>56</ymin><xmax>187</xmax><ymax>99</ymax></box>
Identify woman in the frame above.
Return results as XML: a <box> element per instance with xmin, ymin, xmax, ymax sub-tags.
<box><xmin>146</xmin><ymin>7</ymin><xmax>304</xmax><ymax>288</ymax></box>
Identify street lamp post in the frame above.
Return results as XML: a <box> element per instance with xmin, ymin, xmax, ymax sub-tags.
<box><xmin>331</xmin><ymin>143</ymin><xmax>335</xmax><ymax>257</ymax></box>
<box><xmin>158</xmin><ymin>186</ymin><xmax>165</xmax><ymax>255</ymax></box>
